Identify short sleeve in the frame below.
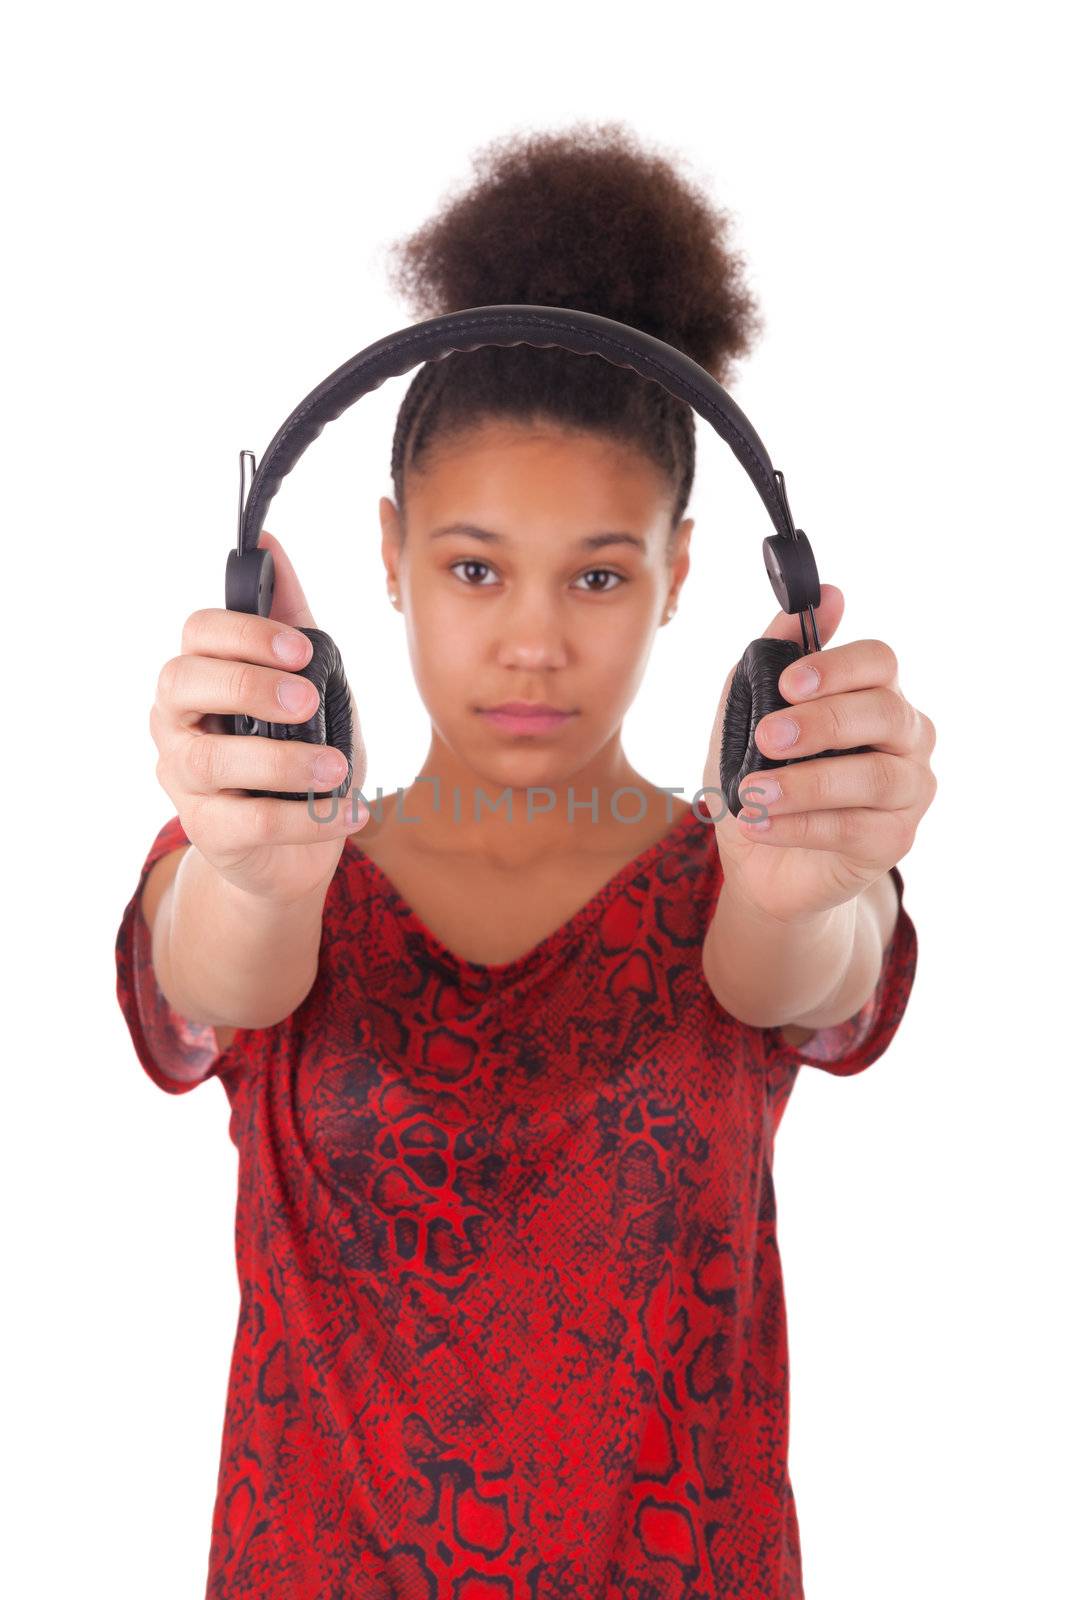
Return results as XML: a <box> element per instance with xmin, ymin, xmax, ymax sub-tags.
<box><xmin>115</xmin><ymin>813</ymin><xmax>256</xmax><ymax>1095</ymax></box>
<box><xmin>762</xmin><ymin>865</ymin><xmax>917</xmax><ymax>1078</ymax></box>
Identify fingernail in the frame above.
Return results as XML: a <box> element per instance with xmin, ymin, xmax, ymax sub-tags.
<box><xmin>278</xmin><ymin>680</ymin><xmax>314</xmax><ymax>712</ymax></box>
<box><xmin>313</xmin><ymin>752</ymin><xmax>348</xmax><ymax>784</ymax></box>
<box><xmin>273</xmin><ymin>630</ymin><xmax>309</xmax><ymax>665</ymax></box>
<box><xmin>760</xmin><ymin>716</ymin><xmax>801</xmax><ymax>751</ymax></box>
<box><xmin>742</xmin><ymin>777</ymin><xmax>781</xmax><ymax>806</ymax></box>
<box><xmin>784</xmin><ymin>665</ymin><xmax>820</xmax><ymax>697</ymax></box>
<box><xmin>345</xmin><ymin>797</ymin><xmax>370</xmax><ymax>828</ymax></box>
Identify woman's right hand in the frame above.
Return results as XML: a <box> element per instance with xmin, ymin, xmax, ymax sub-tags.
<box><xmin>150</xmin><ymin>530</ymin><xmax>370</xmax><ymax>905</ymax></box>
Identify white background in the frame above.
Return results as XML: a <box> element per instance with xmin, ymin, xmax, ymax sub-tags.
<box><xmin>4</xmin><ymin>3</ymin><xmax>1063</xmax><ymax>1595</ymax></box>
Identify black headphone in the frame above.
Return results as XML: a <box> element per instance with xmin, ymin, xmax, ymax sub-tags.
<box><xmin>226</xmin><ymin>304</ymin><xmax>859</xmax><ymax>817</ymax></box>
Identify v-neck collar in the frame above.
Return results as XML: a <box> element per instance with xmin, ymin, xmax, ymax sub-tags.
<box><xmin>344</xmin><ymin>798</ymin><xmax>715</xmax><ymax>982</ymax></box>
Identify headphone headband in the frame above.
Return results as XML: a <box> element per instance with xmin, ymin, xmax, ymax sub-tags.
<box><xmin>225</xmin><ymin>302</ymin><xmax>831</xmax><ymax>813</ymax></box>
<box><xmin>237</xmin><ymin>304</ymin><xmax>801</xmax><ymax>555</ymax></box>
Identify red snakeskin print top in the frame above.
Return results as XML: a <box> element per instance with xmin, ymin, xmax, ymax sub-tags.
<box><xmin>115</xmin><ymin>796</ymin><xmax>917</xmax><ymax>1599</ymax></box>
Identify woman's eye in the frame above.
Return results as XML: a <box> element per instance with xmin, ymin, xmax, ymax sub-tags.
<box><xmin>448</xmin><ymin>562</ymin><xmax>625</xmax><ymax>592</ymax></box>
<box><xmin>576</xmin><ymin>569</ymin><xmax>624</xmax><ymax>593</ymax></box>
<box><xmin>450</xmin><ymin>560</ymin><xmax>500</xmax><ymax>587</ymax></box>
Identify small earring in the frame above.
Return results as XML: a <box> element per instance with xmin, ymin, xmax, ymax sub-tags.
<box><xmin>387</xmin><ymin>587</ymin><xmax>399</xmax><ymax>606</ymax></box>
<box><xmin>663</xmin><ymin>602</ymin><xmax>677</xmax><ymax>623</ymax></box>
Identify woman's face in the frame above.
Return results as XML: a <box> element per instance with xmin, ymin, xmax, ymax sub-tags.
<box><xmin>379</xmin><ymin>418</ymin><xmax>692</xmax><ymax>797</ymax></box>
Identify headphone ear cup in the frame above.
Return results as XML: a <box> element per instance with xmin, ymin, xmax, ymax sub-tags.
<box><xmin>720</xmin><ymin>638</ymin><xmax>807</xmax><ymax>817</ymax></box>
<box><xmin>719</xmin><ymin>637</ymin><xmax>876</xmax><ymax>817</ymax></box>
<box><xmin>242</xmin><ymin>626</ymin><xmax>355</xmax><ymax>802</ymax></box>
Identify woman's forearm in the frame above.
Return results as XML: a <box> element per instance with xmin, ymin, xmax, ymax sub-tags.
<box><xmin>702</xmin><ymin>871</ymin><xmax>898</xmax><ymax>1031</ymax></box>
<box><xmin>152</xmin><ymin>845</ymin><xmax>329</xmax><ymax>1031</ymax></box>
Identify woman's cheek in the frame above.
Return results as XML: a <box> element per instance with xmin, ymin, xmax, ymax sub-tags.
<box><xmin>411</xmin><ymin>629</ymin><xmax>480</xmax><ymax>714</ymax></box>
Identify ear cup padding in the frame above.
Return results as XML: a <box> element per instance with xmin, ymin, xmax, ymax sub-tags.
<box><xmin>719</xmin><ymin>637</ymin><xmax>875</xmax><ymax>818</ymax></box>
<box><xmin>244</xmin><ymin>627</ymin><xmax>355</xmax><ymax>802</ymax></box>
<box><xmin>720</xmin><ymin>638</ymin><xmax>810</xmax><ymax>818</ymax></box>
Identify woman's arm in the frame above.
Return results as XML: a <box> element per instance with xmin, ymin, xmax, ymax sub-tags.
<box><xmin>144</xmin><ymin>842</ymin><xmax>330</xmax><ymax>1032</ymax></box>
<box><xmin>702</xmin><ymin>869</ymin><xmax>899</xmax><ymax>1031</ymax></box>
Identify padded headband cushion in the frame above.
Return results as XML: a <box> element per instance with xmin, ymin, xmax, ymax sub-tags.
<box><xmin>239</xmin><ymin>305</ymin><xmax>795</xmax><ymax>552</ymax></box>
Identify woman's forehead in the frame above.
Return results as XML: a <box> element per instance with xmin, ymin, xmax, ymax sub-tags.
<box><xmin>404</xmin><ymin>425</ymin><xmax>672</xmax><ymax>529</ymax></box>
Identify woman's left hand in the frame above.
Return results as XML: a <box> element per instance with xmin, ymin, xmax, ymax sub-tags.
<box><xmin>703</xmin><ymin>584</ymin><xmax>938</xmax><ymax>925</ymax></box>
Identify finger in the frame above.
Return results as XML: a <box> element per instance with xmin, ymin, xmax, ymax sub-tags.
<box><xmin>176</xmin><ymin>731</ymin><xmax>352</xmax><ymax>800</ymax></box>
<box><xmin>180</xmin><ymin>607</ymin><xmax>314</xmax><ymax>673</ymax></box>
<box><xmin>774</xmin><ymin>637</ymin><xmax>899</xmax><ymax>706</ymax></box>
<box><xmin>257</xmin><ymin>530</ymin><xmax>318</xmax><ymax>631</ymax></box>
<box><xmin>738</xmin><ymin>749</ymin><xmax>925</xmax><ymax>821</ymax></box>
<box><xmin>753</xmin><ymin>685</ymin><xmax>916</xmax><ymax>763</ymax></box>
<box><xmin>760</xmin><ymin>582</ymin><xmax>845</xmax><ymax>648</ymax></box>
<box><xmin>736</xmin><ymin>800</ymin><xmax>913</xmax><ymax>869</ymax></box>
<box><xmin>189</xmin><ymin>788</ymin><xmax>361</xmax><ymax>853</ymax></box>
<box><xmin>156</xmin><ymin>652</ymin><xmax>320</xmax><ymax>733</ymax></box>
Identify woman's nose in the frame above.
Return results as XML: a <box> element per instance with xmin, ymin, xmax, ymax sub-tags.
<box><xmin>497</xmin><ymin>634</ymin><xmax>569</xmax><ymax>670</ymax></box>
<box><xmin>493</xmin><ymin>594</ymin><xmax>570</xmax><ymax>670</ymax></box>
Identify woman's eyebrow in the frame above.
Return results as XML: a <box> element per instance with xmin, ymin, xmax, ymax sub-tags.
<box><xmin>428</xmin><ymin>522</ymin><xmax>647</xmax><ymax>553</ymax></box>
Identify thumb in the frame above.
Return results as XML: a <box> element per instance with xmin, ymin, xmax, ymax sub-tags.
<box><xmin>760</xmin><ymin>582</ymin><xmax>844</xmax><ymax>650</ymax></box>
<box><xmin>258</xmin><ymin>530</ymin><xmax>318</xmax><ymax>631</ymax></box>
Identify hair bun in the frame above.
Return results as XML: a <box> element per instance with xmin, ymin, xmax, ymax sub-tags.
<box><xmin>385</xmin><ymin>120</ymin><xmax>763</xmax><ymax>385</ymax></box>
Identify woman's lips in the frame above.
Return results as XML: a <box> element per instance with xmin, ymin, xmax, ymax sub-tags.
<box><xmin>477</xmin><ymin>707</ymin><xmax>576</xmax><ymax>735</ymax></box>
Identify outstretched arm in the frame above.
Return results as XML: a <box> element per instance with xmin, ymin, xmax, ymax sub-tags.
<box><xmin>703</xmin><ymin>867</ymin><xmax>900</xmax><ymax>1034</ymax></box>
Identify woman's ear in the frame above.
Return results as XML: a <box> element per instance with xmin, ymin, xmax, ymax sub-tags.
<box><xmin>663</xmin><ymin>517</ymin><xmax>694</xmax><ymax>619</ymax></box>
<box><xmin>379</xmin><ymin>495</ymin><xmax>400</xmax><ymax>542</ymax></box>
<box><xmin>673</xmin><ymin>517</ymin><xmax>694</xmax><ymax>582</ymax></box>
<box><xmin>380</xmin><ymin>497</ymin><xmax>402</xmax><ymax>596</ymax></box>
<box><xmin>382</xmin><ymin>499</ymin><xmax>403</xmax><ymax>569</ymax></box>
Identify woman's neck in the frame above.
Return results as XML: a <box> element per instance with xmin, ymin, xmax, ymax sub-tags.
<box><xmin>359</xmin><ymin>732</ymin><xmax>680</xmax><ymax>872</ymax></box>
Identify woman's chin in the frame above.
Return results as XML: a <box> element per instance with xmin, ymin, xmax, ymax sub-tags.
<box><xmin>462</xmin><ymin>743</ymin><xmax>591</xmax><ymax>799</ymax></box>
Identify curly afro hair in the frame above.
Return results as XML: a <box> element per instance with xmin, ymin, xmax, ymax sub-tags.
<box><xmin>384</xmin><ymin>121</ymin><xmax>764</xmax><ymax>543</ymax></box>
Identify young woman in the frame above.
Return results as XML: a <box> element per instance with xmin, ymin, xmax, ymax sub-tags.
<box><xmin>116</xmin><ymin>123</ymin><xmax>935</xmax><ymax>1598</ymax></box>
